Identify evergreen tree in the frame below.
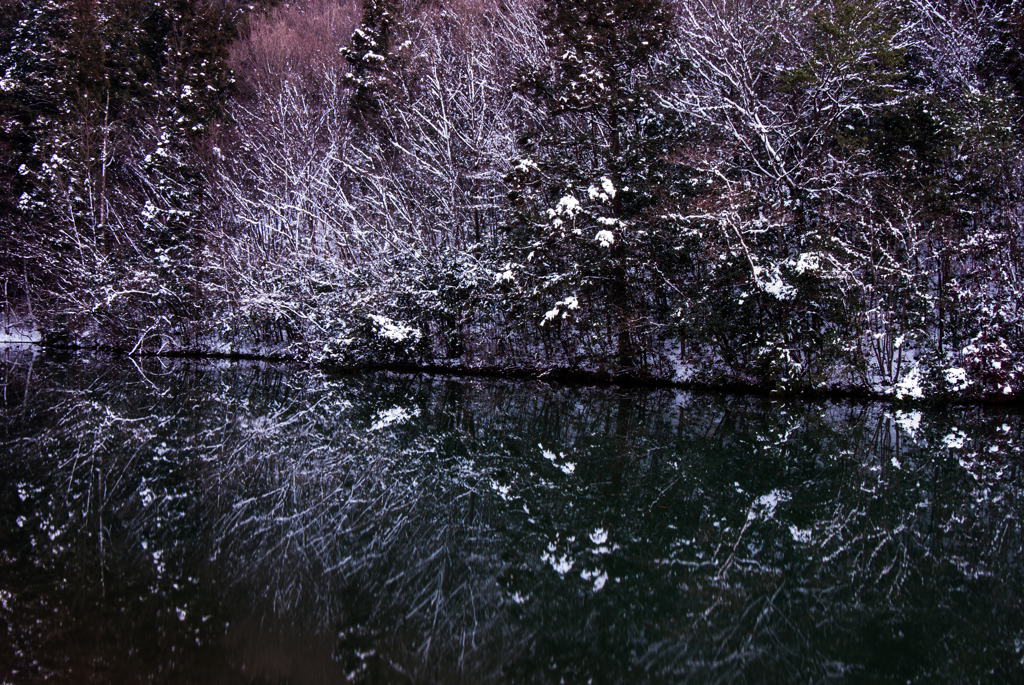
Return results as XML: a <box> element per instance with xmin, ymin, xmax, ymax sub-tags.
<box><xmin>0</xmin><ymin>0</ymin><xmax>247</xmax><ymax>342</ymax></box>
<box><xmin>342</xmin><ymin>0</ymin><xmax>400</xmax><ymax>126</ymax></box>
<box><xmin>504</xmin><ymin>0</ymin><xmax>678</xmax><ymax>372</ymax></box>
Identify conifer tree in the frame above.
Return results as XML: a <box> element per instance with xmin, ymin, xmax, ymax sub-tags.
<box><xmin>343</xmin><ymin>0</ymin><xmax>400</xmax><ymax>126</ymax></box>
<box><xmin>505</xmin><ymin>0</ymin><xmax>677</xmax><ymax>371</ymax></box>
<box><xmin>0</xmin><ymin>0</ymin><xmax>245</xmax><ymax>341</ymax></box>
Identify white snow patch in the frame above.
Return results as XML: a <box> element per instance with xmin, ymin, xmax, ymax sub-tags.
<box><xmin>152</xmin><ymin>549</ymin><xmax>166</xmax><ymax>574</ymax></box>
<box><xmin>755</xmin><ymin>265</ymin><xmax>796</xmax><ymax>300</ymax></box>
<box><xmin>490</xmin><ymin>480</ymin><xmax>512</xmax><ymax>501</ymax></box>
<box><xmin>667</xmin><ymin>340</ymin><xmax>696</xmax><ymax>382</ymax></box>
<box><xmin>540</xmin><ymin>297</ymin><xmax>579</xmax><ymax>326</ymax></box>
<box><xmin>589</xmin><ymin>528</ymin><xmax>608</xmax><ymax>545</ymax></box>
<box><xmin>943</xmin><ymin>428</ymin><xmax>967</xmax><ymax>450</ymax></box>
<box><xmin>595</xmin><ymin>230</ymin><xmax>615</xmax><ymax>248</ymax></box>
<box><xmin>749</xmin><ymin>489</ymin><xmax>790</xmax><ymax>521</ymax></box>
<box><xmin>581</xmin><ymin>569</ymin><xmax>609</xmax><ymax>591</ymax></box>
<box><xmin>554</xmin><ymin>195</ymin><xmax>581</xmax><ymax>218</ymax></box>
<box><xmin>514</xmin><ymin>158</ymin><xmax>538</xmax><ymax>173</ymax></box>
<box><xmin>601</xmin><ymin>176</ymin><xmax>616</xmax><ymax>198</ymax></box>
<box><xmin>494</xmin><ymin>266</ymin><xmax>515</xmax><ymax>283</ymax></box>
<box><xmin>539</xmin><ymin>444</ymin><xmax>574</xmax><ymax>474</ymax></box>
<box><xmin>791</xmin><ymin>252</ymin><xmax>820</xmax><ymax>275</ymax></box>
<box><xmin>370</xmin><ymin>405</ymin><xmax>420</xmax><ymax>431</ymax></box>
<box><xmin>944</xmin><ymin>367</ymin><xmax>970</xmax><ymax>392</ymax></box>
<box><xmin>587</xmin><ymin>176</ymin><xmax>616</xmax><ymax>202</ymax></box>
<box><xmin>541</xmin><ymin>550</ymin><xmax>574</xmax><ymax>576</ymax></box>
<box><xmin>895</xmin><ymin>365</ymin><xmax>925</xmax><ymax>400</ymax></box>
<box><xmin>369</xmin><ymin>315</ymin><xmax>421</xmax><ymax>344</ymax></box>
<box><xmin>894</xmin><ymin>410</ymin><xmax>922</xmax><ymax>438</ymax></box>
<box><xmin>673</xmin><ymin>362</ymin><xmax>696</xmax><ymax>382</ymax></box>
<box><xmin>0</xmin><ymin>327</ymin><xmax>41</xmax><ymax>345</ymax></box>
<box><xmin>789</xmin><ymin>525</ymin><xmax>812</xmax><ymax>543</ymax></box>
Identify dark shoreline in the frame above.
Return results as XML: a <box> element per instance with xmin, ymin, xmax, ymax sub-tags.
<box><xmin>10</xmin><ymin>340</ymin><xmax>1024</xmax><ymax>409</ymax></box>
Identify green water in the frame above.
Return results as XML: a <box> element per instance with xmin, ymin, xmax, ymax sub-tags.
<box><xmin>0</xmin><ymin>348</ymin><xmax>1021</xmax><ymax>683</ymax></box>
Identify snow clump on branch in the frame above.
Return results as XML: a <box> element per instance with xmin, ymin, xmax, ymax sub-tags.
<box><xmin>494</xmin><ymin>264</ymin><xmax>515</xmax><ymax>283</ymax></box>
<box><xmin>370</xmin><ymin>315</ymin><xmax>422</xmax><ymax>343</ymax></box>
<box><xmin>754</xmin><ymin>265</ymin><xmax>795</xmax><ymax>300</ymax></box>
<box><xmin>540</xmin><ymin>296</ymin><xmax>580</xmax><ymax>326</ymax></box>
<box><xmin>588</xmin><ymin>176</ymin><xmax>616</xmax><ymax>202</ymax></box>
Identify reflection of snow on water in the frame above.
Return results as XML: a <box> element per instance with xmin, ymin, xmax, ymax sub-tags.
<box><xmin>541</xmin><ymin>550</ymin><xmax>574</xmax><ymax>576</ymax></box>
<box><xmin>581</xmin><ymin>568</ymin><xmax>608</xmax><ymax>591</ymax></box>
<box><xmin>0</xmin><ymin>327</ymin><xmax>41</xmax><ymax>345</ymax></box>
<box><xmin>4</xmin><ymin>356</ymin><xmax>1022</xmax><ymax>683</ymax></box>
<box><xmin>490</xmin><ymin>480</ymin><xmax>511</xmax><ymax>501</ymax></box>
<box><xmin>540</xmin><ymin>538</ymin><xmax>575</xmax><ymax>576</ymax></box>
<box><xmin>894</xmin><ymin>410</ymin><xmax>922</xmax><ymax>438</ymax></box>
<box><xmin>370</xmin><ymin>405</ymin><xmax>420</xmax><ymax>431</ymax></box>
<box><xmin>749</xmin><ymin>489</ymin><xmax>790</xmax><ymax>521</ymax></box>
<box><xmin>539</xmin><ymin>443</ymin><xmax>575</xmax><ymax>474</ymax></box>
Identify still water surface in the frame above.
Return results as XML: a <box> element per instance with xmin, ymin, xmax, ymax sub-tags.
<box><xmin>0</xmin><ymin>349</ymin><xmax>1022</xmax><ymax>683</ymax></box>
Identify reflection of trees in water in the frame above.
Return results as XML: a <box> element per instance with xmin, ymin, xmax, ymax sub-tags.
<box><xmin>0</xmin><ymin>351</ymin><xmax>1022</xmax><ymax>683</ymax></box>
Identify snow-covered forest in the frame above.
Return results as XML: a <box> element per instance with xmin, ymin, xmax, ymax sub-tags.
<box><xmin>3</xmin><ymin>0</ymin><xmax>1024</xmax><ymax>399</ymax></box>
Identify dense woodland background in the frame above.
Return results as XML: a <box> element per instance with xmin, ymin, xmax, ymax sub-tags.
<box><xmin>3</xmin><ymin>0</ymin><xmax>1024</xmax><ymax>398</ymax></box>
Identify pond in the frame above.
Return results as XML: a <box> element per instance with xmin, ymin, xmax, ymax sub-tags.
<box><xmin>0</xmin><ymin>348</ymin><xmax>1021</xmax><ymax>683</ymax></box>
